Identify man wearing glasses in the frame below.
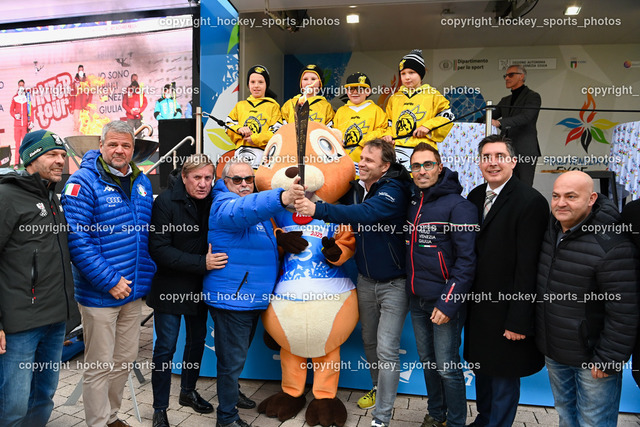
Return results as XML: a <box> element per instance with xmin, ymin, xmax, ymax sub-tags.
<box><xmin>491</xmin><ymin>65</ymin><xmax>541</xmax><ymax>187</ymax></box>
<box><xmin>405</xmin><ymin>143</ymin><xmax>477</xmax><ymax>427</ymax></box>
<box><xmin>202</xmin><ymin>158</ymin><xmax>304</xmax><ymax>427</ymax></box>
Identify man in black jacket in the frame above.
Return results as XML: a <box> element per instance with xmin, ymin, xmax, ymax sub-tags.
<box><xmin>621</xmin><ymin>198</ymin><xmax>640</xmax><ymax>389</ymax></box>
<box><xmin>491</xmin><ymin>65</ymin><xmax>541</xmax><ymax>187</ymax></box>
<box><xmin>536</xmin><ymin>171</ymin><xmax>639</xmax><ymax>426</ymax></box>
<box><xmin>465</xmin><ymin>135</ymin><xmax>548</xmax><ymax>427</ymax></box>
<box><xmin>0</xmin><ymin>130</ymin><xmax>76</xmax><ymax>426</ymax></box>
<box><xmin>147</xmin><ymin>154</ymin><xmax>230</xmax><ymax>427</ymax></box>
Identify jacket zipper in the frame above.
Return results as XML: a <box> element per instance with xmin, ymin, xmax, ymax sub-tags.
<box><xmin>31</xmin><ymin>249</ymin><xmax>38</xmax><ymax>304</ymax></box>
<box><xmin>236</xmin><ymin>272</ymin><xmax>249</xmax><ymax>298</ymax></box>
<box><xmin>409</xmin><ymin>192</ymin><xmax>424</xmax><ymax>294</ymax></box>
<box><xmin>50</xmin><ymin>195</ymin><xmax>70</xmax><ymax>318</ymax></box>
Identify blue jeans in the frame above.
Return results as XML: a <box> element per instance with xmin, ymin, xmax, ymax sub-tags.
<box><xmin>545</xmin><ymin>357</ymin><xmax>622</xmax><ymax>427</ymax></box>
<box><xmin>357</xmin><ymin>274</ymin><xmax>409</xmax><ymax>425</ymax></box>
<box><xmin>0</xmin><ymin>321</ymin><xmax>66</xmax><ymax>427</ymax></box>
<box><xmin>209</xmin><ymin>307</ymin><xmax>260</xmax><ymax>425</ymax></box>
<box><xmin>410</xmin><ymin>296</ymin><xmax>466</xmax><ymax>427</ymax></box>
<box><xmin>151</xmin><ymin>310</ymin><xmax>208</xmax><ymax>410</ymax></box>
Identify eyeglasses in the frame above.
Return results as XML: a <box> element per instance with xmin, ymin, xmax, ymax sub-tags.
<box><xmin>503</xmin><ymin>72</ymin><xmax>523</xmax><ymax>79</ymax></box>
<box><xmin>410</xmin><ymin>161</ymin><xmax>439</xmax><ymax>172</ymax></box>
<box><xmin>225</xmin><ymin>175</ymin><xmax>254</xmax><ymax>185</ymax></box>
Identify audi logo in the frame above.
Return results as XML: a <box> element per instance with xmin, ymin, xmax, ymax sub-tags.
<box><xmin>106</xmin><ymin>197</ymin><xmax>122</xmax><ymax>204</ymax></box>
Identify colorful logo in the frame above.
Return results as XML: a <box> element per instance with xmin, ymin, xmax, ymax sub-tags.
<box><xmin>556</xmin><ymin>93</ymin><xmax>618</xmax><ymax>153</ymax></box>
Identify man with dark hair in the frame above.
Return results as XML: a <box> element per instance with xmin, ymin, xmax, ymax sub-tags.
<box><xmin>0</xmin><ymin>130</ymin><xmax>76</xmax><ymax>426</ymax></box>
<box><xmin>491</xmin><ymin>65</ymin><xmax>541</xmax><ymax>186</ymax></box>
<box><xmin>537</xmin><ymin>171</ymin><xmax>639</xmax><ymax>426</ymax></box>
<box><xmin>296</xmin><ymin>139</ymin><xmax>412</xmax><ymax>427</ymax></box>
<box><xmin>62</xmin><ymin>120</ymin><xmax>156</xmax><ymax>427</ymax></box>
<box><xmin>465</xmin><ymin>134</ymin><xmax>548</xmax><ymax>427</ymax></box>
<box><xmin>406</xmin><ymin>143</ymin><xmax>477</xmax><ymax>427</ymax></box>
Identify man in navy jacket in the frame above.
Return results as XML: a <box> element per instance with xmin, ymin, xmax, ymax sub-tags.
<box><xmin>405</xmin><ymin>143</ymin><xmax>477</xmax><ymax>427</ymax></box>
<box><xmin>295</xmin><ymin>139</ymin><xmax>411</xmax><ymax>427</ymax></box>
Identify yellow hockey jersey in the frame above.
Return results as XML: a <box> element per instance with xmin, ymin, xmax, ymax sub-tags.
<box><xmin>385</xmin><ymin>84</ymin><xmax>454</xmax><ymax>148</ymax></box>
<box><xmin>334</xmin><ymin>100</ymin><xmax>388</xmax><ymax>163</ymax></box>
<box><xmin>226</xmin><ymin>96</ymin><xmax>282</xmax><ymax>148</ymax></box>
<box><xmin>281</xmin><ymin>94</ymin><xmax>335</xmax><ymax>126</ymax></box>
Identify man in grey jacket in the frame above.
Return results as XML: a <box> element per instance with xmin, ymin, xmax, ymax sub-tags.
<box><xmin>0</xmin><ymin>130</ymin><xmax>76</xmax><ymax>427</ymax></box>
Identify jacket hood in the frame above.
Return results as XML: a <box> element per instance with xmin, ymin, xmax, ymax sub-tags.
<box><xmin>0</xmin><ymin>170</ymin><xmax>53</xmax><ymax>197</ymax></box>
<box><xmin>212</xmin><ymin>177</ymin><xmax>231</xmax><ymax>197</ymax></box>
<box><xmin>80</xmin><ymin>149</ymin><xmax>102</xmax><ymax>171</ymax></box>
<box><xmin>411</xmin><ymin>167</ymin><xmax>462</xmax><ymax>201</ymax></box>
<box><xmin>550</xmin><ymin>193</ymin><xmax>621</xmax><ymax>236</ymax></box>
<box><xmin>381</xmin><ymin>161</ymin><xmax>412</xmax><ymax>184</ymax></box>
<box><xmin>589</xmin><ymin>194</ymin><xmax>621</xmax><ymax>226</ymax></box>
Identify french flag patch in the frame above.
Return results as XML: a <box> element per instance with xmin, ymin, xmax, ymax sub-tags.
<box><xmin>64</xmin><ymin>183</ymin><xmax>81</xmax><ymax>197</ymax></box>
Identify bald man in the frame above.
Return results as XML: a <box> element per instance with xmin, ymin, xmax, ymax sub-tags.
<box><xmin>535</xmin><ymin>171</ymin><xmax>639</xmax><ymax>427</ymax></box>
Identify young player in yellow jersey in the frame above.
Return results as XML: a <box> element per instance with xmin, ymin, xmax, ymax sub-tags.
<box><xmin>333</xmin><ymin>72</ymin><xmax>387</xmax><ymax>168</ymax></box>
<box><xmin>382</xmin><ymin>50</ymin><xmax>454</xmax><ymax>169</ymax></box>
<box><xmin>226</xmin><ymin>64</ymin><xmax>282</xmax><ymax>150</ymax></box>
<box><xmin>281</xmin><ymin>64</ymin><xmax>335</xmax><ymax>126</ymax></box>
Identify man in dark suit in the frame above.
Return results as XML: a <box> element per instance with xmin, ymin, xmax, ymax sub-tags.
<box><xmin>464</xmin><ymin>135</ymin><xmax>548</xmax><ymax>427</ymax></box>
<box><xmin>491</xmin><ymin>65</ymin><xmax>541</xmax><ymax>187</ymax></box>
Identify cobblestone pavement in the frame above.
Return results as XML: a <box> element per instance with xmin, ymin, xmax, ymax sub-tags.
<box><xmin>47</xmin><ymin>306</ymin><xmax>640</xmax><ymax>427</ymax></box>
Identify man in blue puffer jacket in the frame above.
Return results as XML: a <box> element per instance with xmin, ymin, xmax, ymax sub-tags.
<box><xmin>203</xmin><ymin>158</ymin><xmax>304</xmax><ymax>427</ymax></box>
<box><xmin>405</xmin><ymin>143</ymin><xmax>477</xmax><ymax>427</ymax></box>
<box><xmin>61</xmin><ymin>120</ymin><xmax>156</xmax><ymax>427</ymax></box>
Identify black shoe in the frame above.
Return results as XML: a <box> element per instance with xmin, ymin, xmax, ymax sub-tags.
<box><xmin>152</xmin><ymin>410</ymin><xmax>170</xmax><ymax>427</ymax></box>
<box><xmin>237</xmin><ymin>390</ymin><xmax>256</xmax><ymax>409</ymax></box>
<box><xmin>179</xmin><ymin>389</ymin><xmax>214</xmax><ymax>414</ymax></box>
<box><xmin>216</xmin><ymin>419</ymin><xmax>250</xmax><ymax>427</ymax></box>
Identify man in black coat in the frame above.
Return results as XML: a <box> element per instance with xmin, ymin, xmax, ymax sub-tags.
<box><xmin>147</xmin><ymin>154</ymin><xmax>230</xmax><ymax>427</ymax></box>
<box><xmin>464</xmin><ymin>135</ymin><xmax>548</xmax><ymax>427</ymax></box>
<box><xmin>621</xmin><ymin>199</ymin><xmax>640</xmax><ymax>389</ymax></box>
<box><xmin>536</xmin><ymin>171</ymin><xmax>639</xmax><ymax>426</ymax></box>
<box><xmin>491</xmin><ymin>65</ymin><xmax>541</xmax><ymax>187</ymax></box>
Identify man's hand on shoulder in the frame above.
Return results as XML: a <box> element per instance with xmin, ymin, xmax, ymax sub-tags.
<box><xmin>109</xmin><ymin>276</ymin><xmax>132</xmax><ymax>300</ymax></box>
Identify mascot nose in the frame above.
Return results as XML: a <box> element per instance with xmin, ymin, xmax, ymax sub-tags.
<box><xmin>285</xmin><ymin>166</ymin><xmax>299</xmax><ymax>178</ymax></box>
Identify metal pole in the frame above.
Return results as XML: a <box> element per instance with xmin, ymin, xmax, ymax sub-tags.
<box><xmin>145</xmin><ymin>136</ymin><xmax>195</xmax><ymax>175</ymax></box>
<box><xmin>195</xmin><ymin>106</ymin><xmax>202</xmax><ymax>154</ymax></box>
<box><xmin>485</xmin><ymin>100</ymin><xmax>493</xmax><ymax>136</ymax></box>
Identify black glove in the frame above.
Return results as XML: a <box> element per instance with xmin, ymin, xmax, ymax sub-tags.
<box><xmin>276</xmin><ymin>230</ymin><xmax>308</xmax><ymax>254</ymax></box>
<box><xmin>321</xmin><ymin>236</ymin><xmax>342</xmax><ymax>263</ymax></box>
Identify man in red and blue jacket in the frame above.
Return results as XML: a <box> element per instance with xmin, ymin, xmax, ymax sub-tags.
<box><xmin>405</xmin><ymin>143</ymin><xmax>477</xmax><ymax>427</ymax></box>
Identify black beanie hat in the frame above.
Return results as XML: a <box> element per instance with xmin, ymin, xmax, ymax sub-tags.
<box><xmin>399</xmin><ymin>49</ymin><xmax>426</xmax><ymax>80</ymax></box>
<box><xmin>299</xmin><ymin>64</ymin><xmax>324</xmax><ymax>89</ymax></box>
<box><xmin>247</xmin><ymin>65</ymin><xmax>270</xmax><ymax>89</ymax></box>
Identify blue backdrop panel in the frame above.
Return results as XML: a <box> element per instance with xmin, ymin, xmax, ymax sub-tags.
<box><xmin>165</xmin><ymin>315</ymin><xmax>640</xmax><ymax>413</ymax></box>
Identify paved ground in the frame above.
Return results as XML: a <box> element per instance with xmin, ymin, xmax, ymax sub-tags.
<box><xmin>47</xmin><ymin>305</ymin><xmax>640</xmax><ymax>427</ymax></box>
